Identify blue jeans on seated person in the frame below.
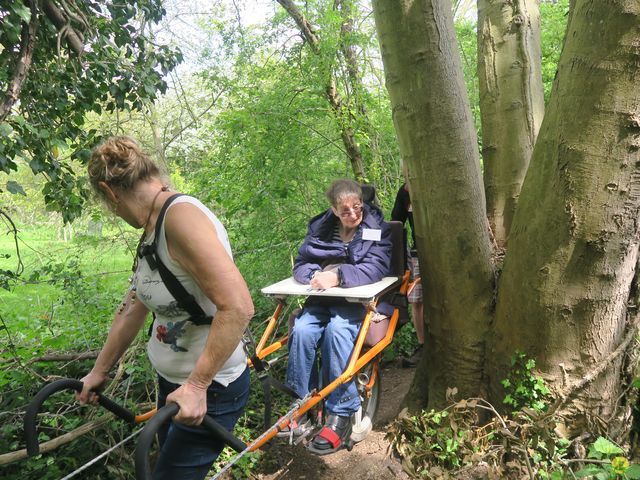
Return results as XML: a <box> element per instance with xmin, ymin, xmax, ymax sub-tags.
<box><xmin>286</xmin><ymin>304</ymin><xmax>364</xmax><ymax>416</ymax></box>
<box><xmin>152</xmin><ymin>367</ymin><xmax>250</xmax><ymax>480</ymax></box>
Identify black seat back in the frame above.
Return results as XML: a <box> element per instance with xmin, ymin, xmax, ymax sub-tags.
<box><xmin>361</xmin><ymin>184</ymin><xmax>380</xmax><ymax>209</ymax></box>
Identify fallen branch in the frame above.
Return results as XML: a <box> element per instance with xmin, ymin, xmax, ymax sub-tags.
<box><xmin>27</xmin><ymin>351</ymin><xmax>99</xmax><ymax>364</ymax></box>
<box><xmin>0</xmin><ymin>414</ymin><xmax>111</xmax><ymax>466</ymax></box>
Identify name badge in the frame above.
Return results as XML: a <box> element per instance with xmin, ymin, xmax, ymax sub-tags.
<box><xmin>362</xmin><ymin>228</ymin><xmax>381</xmax><ymax>241</ymax></box>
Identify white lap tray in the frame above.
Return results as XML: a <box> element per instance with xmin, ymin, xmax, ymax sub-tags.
<box><xmin>261</xmin><ymin>276</ymin><xmax>400</xmax><ymax>303</ymax></box>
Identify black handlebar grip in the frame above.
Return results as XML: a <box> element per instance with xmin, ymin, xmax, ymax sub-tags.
<box><xmin>135</xmin><ymin>403</ymin><xmax>246</xmax><ymax>480</ymax></box>
<box><xmin>24</xmin><ymin>378</ymin><xmax>135</xmax><ymax>456</ymax></box>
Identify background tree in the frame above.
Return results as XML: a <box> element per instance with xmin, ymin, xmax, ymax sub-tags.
<box><xmin>276</xmin><ymin>0</ymin><xmax>368</xmax><ymax>181</ymax></box>
<box><xmin>0</xmin><ymin>0</ymin><xmax>181</xmax><ymax>222</ymax></box>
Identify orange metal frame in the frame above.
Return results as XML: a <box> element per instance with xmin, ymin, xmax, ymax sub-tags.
<box><xmin>245</xmin><ymin>270</ymin><xmax>411</xmax><ymax>452</ymax></box>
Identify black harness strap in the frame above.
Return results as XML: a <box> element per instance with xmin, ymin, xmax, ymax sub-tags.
<box><xmin>138</xmin><ymin>194</ymin><xmax>212</xmax><ymax>326</ymax></box>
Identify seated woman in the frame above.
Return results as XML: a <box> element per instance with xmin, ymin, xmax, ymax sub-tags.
<box><xmin>285</xmin><ymin>179</ymin><xmax>392</xmax><ymax>454</ymax></box>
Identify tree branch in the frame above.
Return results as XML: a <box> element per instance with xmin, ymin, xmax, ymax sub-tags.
<box><xmin>0</xmin><ymin>208</ymin><xmax>24</xmax><ymax>277</ymax></box>
<box><xmin>27</xmin><ymin>350</ymin><xmax>100</xmax><ymax>364</ymax></box>
<box><xmin>0</xmin><ymin>0</ymin><xmax>38</xmax><ymax>123</ymax></box>
<box><xmin>41</xmin><ymin>0</ymin><xmax>85</xmax><ymax>55</ymax></box>
<box><xmin>0</xmin><ymin>415</ymin><xmax>111</xmax><ymax>465</ymax></box>
<box><xmin>275</xmin><ymin>0</ymin><xmax>319</xmax><ymax>52</ymax></box>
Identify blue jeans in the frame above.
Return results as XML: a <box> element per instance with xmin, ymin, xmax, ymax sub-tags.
<box><xmin>286</xmin><ymin>304</ymin><xmax>363</xmax><ymax>416</ymax></box>
<box><xmin>152</xmin><ymin>367</ymin><xmax>250</xmax><ymax>480</ymax></box>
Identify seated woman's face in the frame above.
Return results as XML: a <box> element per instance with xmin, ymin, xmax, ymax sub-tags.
<box><xmin>333</xmin><ymin>196</ymin><xmax>363</xmax><ymax>230</ymax></box>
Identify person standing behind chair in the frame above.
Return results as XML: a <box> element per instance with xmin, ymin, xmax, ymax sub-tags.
<box><xmin>391</xmin><ymin>182</ymin><xmax>424</xmax><ymax>367</ymax></box>
<box><xmin>285</xmin><ymin>179</ymin><xmax>392</xmax><ymax>454</ymax></box>
<box><xmin>78</xmin><ymin>136</ymin><xmax>254</xmax><ymax>480</ymax></box>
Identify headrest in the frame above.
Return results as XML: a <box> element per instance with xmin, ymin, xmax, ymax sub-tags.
<box><xmin>361</xmin><ymin>184</ymin><xmax>380</xmax><ymax>208</ymax></box>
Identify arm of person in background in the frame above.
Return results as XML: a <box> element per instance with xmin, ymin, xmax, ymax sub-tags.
<box><xmin>391</xmin><ymin>184</ymin><xmax>408</xmax><ymax>224</ymax></box>
<box><xmin>77</xmin><ymin>289</ymin><xmax>150</xmax><ymax>404</ymax></box>
<box><xmin>163</xmin><ymin>203</ymin><xmax>254</xmax><ymax>426</ymax></box>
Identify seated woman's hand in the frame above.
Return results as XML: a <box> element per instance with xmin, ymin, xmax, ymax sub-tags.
<box><xmin>310</xmin><ymin>271</ymin><xmax>339</xmax><ymax>290</ymax></box>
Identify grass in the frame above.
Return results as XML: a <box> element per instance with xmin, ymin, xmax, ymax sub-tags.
<box><xmin>1</xmin><ymin>226</ymin><xmax>137</xmax><ymax>357</ymax></box>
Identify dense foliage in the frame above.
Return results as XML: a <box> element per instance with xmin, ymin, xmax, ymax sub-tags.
<box><xmin>0</xmin><ymin>0</ymin><xmax>182</xmax><ymax>222</ymax></box>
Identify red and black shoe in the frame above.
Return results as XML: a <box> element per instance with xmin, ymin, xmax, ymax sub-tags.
<box><xmin>307</xmin><ymin>414</ymin><xmax>351</xmax><ymax>456</ymax></box>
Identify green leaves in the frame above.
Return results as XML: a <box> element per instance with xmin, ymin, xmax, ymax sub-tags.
<box><xmin>6</xmin><ymin>180</ymin><xmax>25</xmax><ymax>195</ymax></box>
<box><xmin>502</xmin><ymin>351</ymin><xmax>550</xmax><ymax>413</ymax></box>
<box><xmin>588</xmin><ymin>437</ymin><xmax>624</xmax><ymax>459</ymax></box>
<box><xmin>11</xmin><ymin>3</ymin><xmax>32</xmax><ymax>24</ymax></box>
<box><xmin>573</xmin><ymin>438</ymin><xmax>640</xmax><ymax>479</ymax></box>
<box><xmin>0</xmin><ymin>0</ymin><xmax>182</xmax><ymax>221</ymax></box>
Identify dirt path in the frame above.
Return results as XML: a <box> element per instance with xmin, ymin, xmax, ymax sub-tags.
<box><xmin>253</xmin><ymin>361</ymin><xmax>414</xmax><ymax>480</ymax></box>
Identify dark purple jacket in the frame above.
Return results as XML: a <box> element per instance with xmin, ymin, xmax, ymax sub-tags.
<box><xmin>293</xmin><ymin>204</ymin><xmax>392</xmax><ymax>288</ymax></box>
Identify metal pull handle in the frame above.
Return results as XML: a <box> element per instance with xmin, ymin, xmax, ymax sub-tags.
<box><xmin>134</xmin><ymin>402</ymin><xmax>246</xmax><ymax>480</ymax></box>
<box><xmin>24</xmin><ymin>378</ymin><xmax>135</xmax><ymax>456</ymax></box>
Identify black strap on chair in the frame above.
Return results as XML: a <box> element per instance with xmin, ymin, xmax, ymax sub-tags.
<box><xmin>137</xmin><ymin>194</ymin><xmax>212</xmax><ymax>326</ymax></box>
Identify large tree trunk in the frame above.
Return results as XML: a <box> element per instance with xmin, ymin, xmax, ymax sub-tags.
<box><xmin>372</xmin><ymin>0</ymin><xmax>496</xmax><ymax>409</ymax></box>
<box><xmin>491</xmin><ymin>0</ymin><xmax>640</xmax><ymax>437</ymax></box>
<box><xmin>478</xmin><ymin>0</ymin><xmax>545</xmax><ymax>248</ymax></box>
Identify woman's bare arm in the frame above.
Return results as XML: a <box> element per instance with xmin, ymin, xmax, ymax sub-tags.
<box><xmin>163</xmin><ymin>203</ymin><xmax>254</xmax><ymax>424</ymax></box>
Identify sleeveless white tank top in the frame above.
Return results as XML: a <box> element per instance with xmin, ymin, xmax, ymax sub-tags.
<box><xmin>134</xmin><ymin>196</ymin><xmax>246</xmax><ymax>386</ymax></box>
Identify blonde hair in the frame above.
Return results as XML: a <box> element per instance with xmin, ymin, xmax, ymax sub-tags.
<box><xmin>88</xmin><ymin>136</ymin><xmax>161</xmax><ymax>197</ymax></box>
<box><xmin>325</xmin><ymin>179</ymin><xmax>362</xmax><ymax>207</ymax></box>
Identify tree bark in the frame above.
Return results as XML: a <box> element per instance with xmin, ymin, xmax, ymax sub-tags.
<box><xmin>491</xmin><ymin>0</ymin><xmax>640</xmax><ymax>435</ymax></box>
<box><xmin>0</xmin><ymin>0</ymin><xmax>38</xmax><ymax>123</ymax></box>
<box><xmin>478</xmin><ymin>0</ymin><xmax>545</xmax><ymax>247</ymax></box>
<box><xmin>372</xmin><ymin>0</ymin><xmax>496</xmax><ymax>408</ymax></box>
<box><xmin>41</xmin><ymin>0</ymin><xmax>85</xmax><ymax>55</ymax></box>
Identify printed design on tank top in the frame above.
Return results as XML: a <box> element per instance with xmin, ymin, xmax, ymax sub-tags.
<box><xmin>154</xmin><ymin>300</ymin><xmax>187</xmax><ymax>318</ymax></box>
<box><xmin>134</xmin><ymin>273</ymin><xmax>191</xmax><ymax>352</ymax></box>
<box><xmin>155</xmin><ymin>320</ymin><xmax>189</xmax><ymax>352</ymax></box>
